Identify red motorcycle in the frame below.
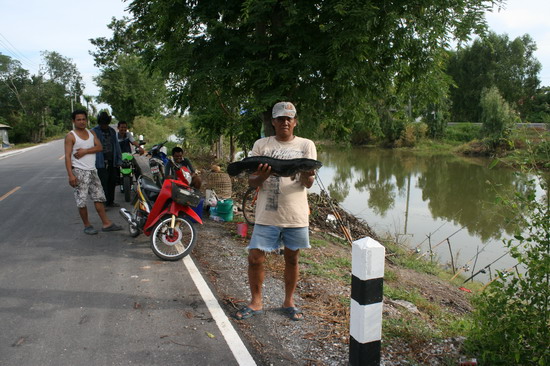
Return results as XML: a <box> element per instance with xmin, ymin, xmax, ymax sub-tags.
<box><xmin>119</xmin><ymin>168</ymin><xmax>203</xmax><ymax>261</ymax></box>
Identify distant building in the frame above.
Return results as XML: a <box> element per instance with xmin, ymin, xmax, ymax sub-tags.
<box><xmin>0</xmin><ymin>124</ymin><xmax>12</xmax><ymax>149</ymax></box>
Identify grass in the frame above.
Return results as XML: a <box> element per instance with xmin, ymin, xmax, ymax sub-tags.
<box><xmin>300</xmin><ymin>250</ymin><xmax>351</xmax><ymax>281</ymax></box>
<box><xmin>383</xmin><ymin>316</ymin><xmax>437</xmax><ymax>343</ymax></box>
<box><xmin>383</xmin><ymin>239</ymin><xmax>443</xmax><ymax>276</ymax></box>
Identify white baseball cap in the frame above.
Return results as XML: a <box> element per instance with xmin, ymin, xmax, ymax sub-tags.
<box><xmin>272</xmin><ymin>102</ymin><xmax>297</xmax><ymax>118</ymax></box>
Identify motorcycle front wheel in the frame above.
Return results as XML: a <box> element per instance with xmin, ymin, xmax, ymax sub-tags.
<box><xmin>123</xmin><ymin>175</ymin><xmax>132</xmax><ymax>202</ymax></box>
<box><xmin>151</xmin><ymin>216</ymin><xmax>197</xmax><ymax>261</ymax></box>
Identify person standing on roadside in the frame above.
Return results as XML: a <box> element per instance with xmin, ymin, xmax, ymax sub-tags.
<box><xmin>234</xmin><ymin>101</ymin><xmax>317</xmax><ymax>322</ymax></box>
<box><xmin>92</xmin><ymin>111</ymin><xmax>122</xmax><ymax>207</ymax></box>
<box><xmin>64</xmin><ymin>110</ymin><xmax>122</xmax><ymax>235</ymax></box>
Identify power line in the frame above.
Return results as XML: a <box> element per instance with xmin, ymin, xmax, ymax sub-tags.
<box><xmin>0</xmin><ymin>32</ymin><xmax>40</xmax><ymax>73</ymax></box>
<box><xmin>0</xmin><ymin>32</ymin><xmax>39</xmax><ymax>67</ymax></box>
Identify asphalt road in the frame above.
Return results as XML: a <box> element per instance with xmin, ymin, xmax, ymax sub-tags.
<box><xmin>0</xmin><ymin>140</ymin><xmax>253</xmax><ymax>366</ymax></box>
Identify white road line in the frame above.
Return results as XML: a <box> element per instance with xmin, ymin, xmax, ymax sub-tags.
<box><xmin>183</xmin><ymin>255</ymin><xmax>256</xmax><ymax>366</ymax></box>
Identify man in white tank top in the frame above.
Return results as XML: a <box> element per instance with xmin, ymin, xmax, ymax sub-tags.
<box><xmin>64</xmin><ymin>110</ymin><xmax>122</xmax><ymax>235</ymax></box>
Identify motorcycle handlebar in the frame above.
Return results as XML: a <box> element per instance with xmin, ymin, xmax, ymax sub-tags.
<box><xmin>146</xmin><ymin>141</ymin><xmax>168</xmax><ymax>156</ymax></box>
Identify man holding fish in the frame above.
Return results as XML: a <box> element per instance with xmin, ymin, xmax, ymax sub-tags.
<box><xmin>234</xmin><ymin>101</ymin><xmax>318</xmax><ymax>322</ymax></box>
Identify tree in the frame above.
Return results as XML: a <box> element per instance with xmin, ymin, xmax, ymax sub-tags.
<box><xmin>90</xmin><ymin>17</ymin><xmax>167</xmax><ymax>124</ymax></box>
<box><xmin>125</xmin><ymin>0</ymin><xmax>501</xmax><ymax>146</ymax></box>
<box><xmin>41</xmin><ymin>51</ymin><xmax>84</xmax><ymax>113</ymax></box>
<box><xmin>94</xmin><ymin>54</ymin><xmax>167</xmax><ymax>123</ymax></box>
<box><xmin>0</xmin><ymin>52</ymin><xmax>84</xmax><ymax>142</ymax></box>
<box><xmin>526</xmin><ymin>87</ymin><xmax>550</xmax><ymax>123</ymax></box>
<box><xmin>447</xmin><ymin>32</ymin><xmax>541</xmax><ymax>122</ymax></box>
<box><xmin>480</xmin><ymin>86</ymin><xmax>520</xmax><ymax>146</ymax></box>
<box><xmin>82</xmin><ymin>95</ymin><xmax>98</xmax><ymax>126</ymax></box>
<box><xmin>0</xmin><ymin>54</ymin><xmax>30</xmax><ymax>115</ymax></box>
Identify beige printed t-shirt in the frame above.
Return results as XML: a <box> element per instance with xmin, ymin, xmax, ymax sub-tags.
<box><xmin>251</xmin><ymin>136</ymin><xmax>317</xmax><ymax>227</ymax></box>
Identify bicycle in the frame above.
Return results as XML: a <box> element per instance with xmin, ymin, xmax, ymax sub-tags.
<box><xmin>242</xmin><ymin>186</ymin><xmax>258</xmax><ymax>226</ymax></box>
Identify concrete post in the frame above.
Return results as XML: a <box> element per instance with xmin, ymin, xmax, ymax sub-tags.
<box><xmin>349</xmin><ymin>237</ymin><xmax>385</xmax><ymax>366</ymax></box>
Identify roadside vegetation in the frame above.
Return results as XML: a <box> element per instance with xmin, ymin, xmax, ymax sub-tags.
<box><xmin>464</xmin><ymin>172</ymin><xmax>549</xmax><ymax>365</ymax></box>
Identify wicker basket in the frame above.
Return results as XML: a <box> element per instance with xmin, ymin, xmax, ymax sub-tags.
<box><xmin>202</xmin><ymin>171</ymin><xmax>232</xmax><ymax>199</ymax></box>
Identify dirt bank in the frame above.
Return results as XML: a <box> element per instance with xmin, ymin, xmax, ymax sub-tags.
<box><xmin>192</xmin><ymin>192</ymin><xmax>474</xmax><ymax>365</ymax></box>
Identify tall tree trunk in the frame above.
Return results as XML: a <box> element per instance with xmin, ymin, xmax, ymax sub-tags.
<box><xmin>262</xmin><ymin>111</ymin><xmax>275</xmax><ymax>137</ymax></box>
<box><xmin>217</xmin><ymin>135</ymin><xmax>223</xmax><ymax>159</ymax></box>
<box><xmin>229</xmin><ymin>133</ymin><xmax>235</xmax><ymax>162</ymax></box>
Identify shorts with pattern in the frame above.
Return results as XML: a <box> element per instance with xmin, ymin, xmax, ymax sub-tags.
<box><xmin>72</xmin><ymin>168</ymin><xmax>106</xmax><ymax>208</ymax></box>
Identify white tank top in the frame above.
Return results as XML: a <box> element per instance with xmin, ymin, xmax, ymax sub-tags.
<box><xmin>71</xmin><ymin>130</ymin><xmax>96</xmax><ymax>170</ymax></box>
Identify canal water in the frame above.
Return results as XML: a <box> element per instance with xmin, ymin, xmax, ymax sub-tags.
<box><xmin>310</xmin><ymin>146</ymin><xmax>548</xmax><ymax>283</ymax></box>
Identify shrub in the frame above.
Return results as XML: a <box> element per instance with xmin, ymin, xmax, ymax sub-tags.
<box><xmin>397</xmin><ymin>123</ymin><xmax>417</xmax><ymax>147</ymax></box>
<box><xmin>380</xmin><ymin>108</ymin><xmax>407</xmax><ymax>145</ymax></box>
<box><xmin>424</xmin><ymin>107</ymin><xmax>448</xmax><ymax>139</ymax></box>
<box><xmin>464</xmin><ymin>176</ymin><xmax>549</xmax><ymax>365</ymax></box>
<box><xmin>534</xmin><ymin>140</ymin><xmax>550</xmax><ymax>158</ymax></box>
<box><xmin>480</xmin><ymin>87</ymin><xmax>520</xmax><ymax>146</ymax></box>
<box><xmin>445</xmin><ymin>123</ymin><xmax>482</xmax><ymax>142</ymax></box>
<box><xmin>414</xmin><ymin>122</ymin><xmax>428</xmax><ymax>140</ymax></box>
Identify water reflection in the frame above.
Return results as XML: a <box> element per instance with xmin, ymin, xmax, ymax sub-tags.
<box><xmin>312</xmin><ymin>146</ymin><xmax>546</xmax><ymax>282</ymax></box>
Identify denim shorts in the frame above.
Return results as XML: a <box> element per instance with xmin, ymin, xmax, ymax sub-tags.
<box><xmin>248</xmin><ymin>224</ymin><xmax>310</xmax><ymax>252</ymax></box>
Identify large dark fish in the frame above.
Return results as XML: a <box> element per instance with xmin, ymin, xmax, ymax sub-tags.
<box><xmin>227</xmin><ymin>156</ymin><xmax>322</xmax><ymax>177</ymax></box>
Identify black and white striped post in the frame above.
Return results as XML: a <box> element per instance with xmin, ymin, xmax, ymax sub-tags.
<box><xmin>349</xmin><ymin>236</ymin><xmax>385</xmax><ymax>366</ymax></box>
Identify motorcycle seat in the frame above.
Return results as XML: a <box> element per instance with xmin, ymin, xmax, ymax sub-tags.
<box><xmin>141</xmin><ymin>176</ymin><xmax>162</xmax><ymax>194</ymax></box>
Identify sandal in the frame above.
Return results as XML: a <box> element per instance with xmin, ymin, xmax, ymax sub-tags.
<box><xmin>282</xmin><ymin>306</ymin><xmax>303</xmax><ymax>321</ymax></box>
<box><xmin>102</xmin><ymin>224</ymin><xmax>122</xmax><ymax>232</ymax></box>
<box><xmin>84</xmin><ymin>226</ymin><xmax>98</xmax><ymax>235</ymax></box>
<box><xmin>234</xmin><ymin>306</ymin><xmax>264</xmax><ymax>320</ymax></box>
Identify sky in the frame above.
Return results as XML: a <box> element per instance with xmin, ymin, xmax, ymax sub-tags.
<box><xmin>1</xmin><ymin>0</ymin><xmax>549</xmax><ymax>108</ymax></box>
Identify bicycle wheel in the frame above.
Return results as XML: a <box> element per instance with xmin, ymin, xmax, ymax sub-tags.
<box><xmin>242</xmin><ymin>187</ymin><xmax>258</xmax><ymax>226</ymax></box>
<box><xmin>151</xmin><ymin>216</ymin><xmax>197</xmax><ymax>261</ymax></box>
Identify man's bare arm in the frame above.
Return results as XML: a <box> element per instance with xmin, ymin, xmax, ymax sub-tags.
<box><xmin>64</xmin><ymin>134</ymin><xmax>78</xmax><ymax>187</ymax></box>
<box><xmin>73</xmin><ymin>130</ymin><xmax>103</xmax><ymax>159</ymax></box>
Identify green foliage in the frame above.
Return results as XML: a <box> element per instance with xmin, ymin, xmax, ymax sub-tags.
<box><xmin>424</xmin><ymin>103</ymin><xmax>450</xmax><ymax>139</ymax></box>
<box><xmin>0</xmin><ymin>52</ymin><xmax>82</xmax><ymax>143</ymax></box>
<box><xmin>464</xmin><ymin>176</ymin><xmax>549</xmax><ymax>365</ymax></box>
<box><xmin>132</xmin><ymin>115</ymin><xmax>182</xmax><ymax>147</ymax></box>
<box><xmin>526</xmin><ymin>87</ymin><xmax>550</xmax><ymax>123</ymax></box>
<box><xmin>94</xmin><ymin>54</ymin><xmax>167</xmax><ymax>123</ymax></box>
<box><xmin>447</xmin><ymin>32</ymin><xmax>541</xmax><ymax>122</ymax></box>
<box><xmin>380</xmin><ymin>108</ymin><xmax>408</xmax><ymax>145</ymax></box>
<box><xmin>41</xmin><ymin>51</ymin><xmax>83</xmax><ymax>99</ymax></box>
<box><xmin>534</xmin><ymin>140</ymin><xmax>550</xmax><ymax>161</ymax></box>
<box><xmin>480</xmin><ymin>86</ymin><xmax>520</xmax><ymax>146</ymax></box>
<box><xmin>125</xmin><ymin>0</ymin><xmax>499</xmax><ymax>143</ymax></box>
<box><xmin>90</xmin><ymin>19</ymin><xmax>167</xmax><ymax>123</ymax></box>
<box><xmin>445</xmin><ymin>123</ymin><xmax>482</xmax><ymax>142</ymax></box>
